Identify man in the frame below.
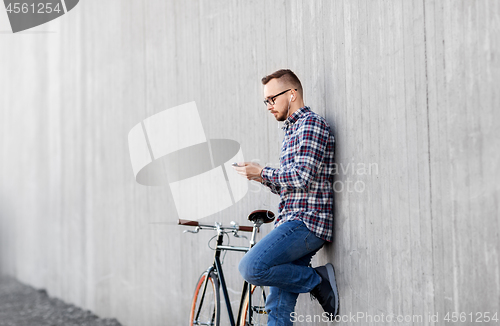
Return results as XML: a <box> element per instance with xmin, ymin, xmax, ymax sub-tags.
<box><xmin>233</xmin><ymin>69</ymin><xmax>339</xmax><ymax>325</ymax></box>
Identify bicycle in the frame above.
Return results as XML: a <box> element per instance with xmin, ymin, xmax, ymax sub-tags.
<box><xmin>179</xmin><ymin>209</ymin><xmax>275</xmax><ymax>326</ymax></box>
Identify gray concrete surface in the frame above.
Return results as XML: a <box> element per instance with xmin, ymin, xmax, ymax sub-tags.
<box><xmin>0</xmin><ymin>275</ymin><xmax>122</xmax><ymax>326</ymax></box>
<box><xmin>0</xmin><ymin>0</ymin><xmax>499</xmax><ymax>325</ymax></box>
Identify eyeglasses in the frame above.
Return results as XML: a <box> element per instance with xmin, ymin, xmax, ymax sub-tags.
<box><xmin>263</xmin><ymin>88</ymin><xmax>297</xmax><ymax>106</ymax></box>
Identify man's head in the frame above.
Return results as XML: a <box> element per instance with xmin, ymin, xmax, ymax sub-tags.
<box><xmin>262</xmin><ymin>69</ymin><xmax>304</xmax><ymax>121</ymax></box>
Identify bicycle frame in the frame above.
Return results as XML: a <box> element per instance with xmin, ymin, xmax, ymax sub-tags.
<box><xmin>191</xmin><ymin>221</ymin><xmax>262</xmax><ymax>326</ymax></box>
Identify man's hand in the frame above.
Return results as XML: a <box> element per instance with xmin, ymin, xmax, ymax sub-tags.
<box><xmin>232</xmin><ymin>162</ymin><xmax>264</xmax><ymax>183</ymax></box>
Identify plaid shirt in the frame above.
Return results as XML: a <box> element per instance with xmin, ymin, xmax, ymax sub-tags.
<box><xmin>261</xmin><ymin>106</ymin><xmax>335</xmax><ymax>242</ymax></box>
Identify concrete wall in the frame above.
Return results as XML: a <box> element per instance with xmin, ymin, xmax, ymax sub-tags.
<box><xmin>1</xmin><ymin>0</ymin><xmax>499</xmax><ymax>325</ymax></box>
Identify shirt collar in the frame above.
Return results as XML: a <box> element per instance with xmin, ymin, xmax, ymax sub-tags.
<box><xmin>282</xmin><ymin>106</ymin><xmax>310</xmax><ymax>130</ymax></box>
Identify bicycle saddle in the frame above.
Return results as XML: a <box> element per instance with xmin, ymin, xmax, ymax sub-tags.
<box><xmin>247</xmin><ymin>210</ymin><xmax>275</xmax><ymax>224</ymax></box>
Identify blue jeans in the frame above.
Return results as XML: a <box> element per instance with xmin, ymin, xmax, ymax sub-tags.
<box><xmin>238</xmin><ymin>219</ymin><xmax>325</xmax><ymax>326</ymax></box>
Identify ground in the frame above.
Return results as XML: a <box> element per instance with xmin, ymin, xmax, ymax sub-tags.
<box><xmin>0</xmin><ymin>275</ymin><xmax>122</xmax><ymax>326</ymax></box>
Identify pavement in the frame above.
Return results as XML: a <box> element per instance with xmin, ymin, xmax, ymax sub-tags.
<box><xmin>0</xmin><ymin>275</ymin><xmax>123</xmax><ymax>326</ymax></box>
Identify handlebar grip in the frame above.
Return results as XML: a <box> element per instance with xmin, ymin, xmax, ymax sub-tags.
<box><xmin>238</xmin><ymin>226</ymin><xmax>254</xmax><ymax>232</ymax></box>
<box><xmin>178</xmin><ymin>219</ymin><xmax>199</xmax><ymax>226</ymax></box>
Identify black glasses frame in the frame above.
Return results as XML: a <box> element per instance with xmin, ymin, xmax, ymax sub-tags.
<box><xmin>263</xmin><ymin>88</ymin><xmax>297</xmax><ymax>106</ymax></box>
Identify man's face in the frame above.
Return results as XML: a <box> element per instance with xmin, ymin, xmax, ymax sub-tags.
<box><xmin>263</xmin><ymin>79</ymin><xmax>292</xmax><ymax>122</ymax></box>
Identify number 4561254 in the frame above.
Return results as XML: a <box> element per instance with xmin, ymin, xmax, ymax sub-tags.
<box><xmin>443</xmin><ymin>312</ymin><xmax>498</xmax><ymax>323</ymax></box>
<box><xmin>6</xmin><ymin>3</ymin><xmax>62</xmax><ymax>14</ymax></box>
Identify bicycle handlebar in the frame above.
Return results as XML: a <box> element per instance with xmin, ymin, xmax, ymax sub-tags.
<box><xmin>178</xmin><ymin>219</ymin><xmax>254</xmax><ymax>232</ymax></box>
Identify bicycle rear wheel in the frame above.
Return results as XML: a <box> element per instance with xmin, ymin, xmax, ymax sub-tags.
<box><xmin>189</xmin><ymin>271</ymin><xmax>220</xmax><ymax>326</ymax></box>
<box><xmin>238</xmin><ymin>285</ymin><xmax>268</xmax><ymax>326</ymax></box>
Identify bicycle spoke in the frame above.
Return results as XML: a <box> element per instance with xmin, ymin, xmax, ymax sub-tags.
<box><xmin>239</xmin><ymin>285</ymin><xmax>268</xmax><ymax>326</ymax></box>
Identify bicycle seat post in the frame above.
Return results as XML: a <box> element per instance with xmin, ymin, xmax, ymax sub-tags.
<box><xmin>246</xmin><ymin>210</ymin><xmax>275</xmax><ymax>248</ymax></box>
<box><xmin>249</xmin><ymin>220</ymin><xmax>263</xmax><ymax>247</ymax></box>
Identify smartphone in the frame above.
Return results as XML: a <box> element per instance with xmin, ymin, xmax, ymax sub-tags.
<box><xmin>232</xmin><ymin>162</ymin><xmax>240</xmax><ymax>167</ymax></box>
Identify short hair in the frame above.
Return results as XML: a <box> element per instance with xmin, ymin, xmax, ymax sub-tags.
<box><xmin>261</xmin><ymin>69</ymin><xmax>303</xmax><ymax>98</ymax></box>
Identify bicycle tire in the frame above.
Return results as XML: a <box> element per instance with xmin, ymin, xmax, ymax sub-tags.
<box><xmin>238</xmin><ymin>285</ymin><xmax>268</xmax><ymax>326</ymax></box>
<box><xmin>189</xmin><ymin>271</ymin><xmax>220</xmax><ymax>326</ymax></box>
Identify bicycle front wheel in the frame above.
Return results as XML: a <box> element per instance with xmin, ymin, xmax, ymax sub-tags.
<box><xmin>239</xmin><ymin>284</ymin><xmax>268</xmax><ymax>326</ymax></box>
<box><xmin>189</xmin><ymin>271</ymin><xmax>220</xmax><ymax>326</ymax></box>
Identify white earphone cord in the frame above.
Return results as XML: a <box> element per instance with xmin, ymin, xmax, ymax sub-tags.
<box><xmin>278</xmin><ymin>95</ymin><xmax>293</xmax><ymax>129</ymax></box>
<box><xmin>288</xmin><ymin>95</ymin><xmax>292</xmax><ymax>117</ymax></box>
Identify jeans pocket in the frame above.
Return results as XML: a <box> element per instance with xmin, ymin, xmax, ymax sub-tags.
<box><xmin>285</xmin><ymin>219</ymin><xmax>305</xmax><ymax>234</ymax></box>
<box><xmin>304</xmin><ymin>231</ymin><xmax>324</xmax><ymax>251</ymax></box>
